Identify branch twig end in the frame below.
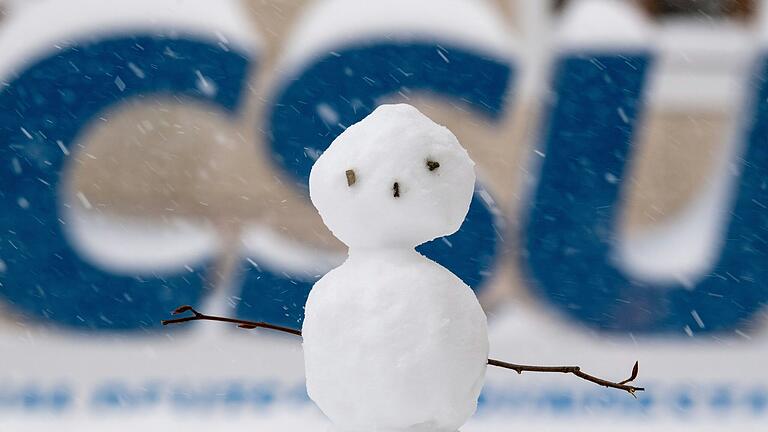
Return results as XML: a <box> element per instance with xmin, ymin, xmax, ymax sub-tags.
<box><xmin>488</xmin><ymin>358</ymin><xmax>644</xmax><ymax>396</ymax></box>
<box><xmin>172</xmin><ymin>305</ymin><xmax>194</xmax><ymax>315</ymax></box>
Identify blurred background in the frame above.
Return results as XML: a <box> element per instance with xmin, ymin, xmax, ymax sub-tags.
<box><xmin>0</xmin><ymin>0</ymin><xmax>766</xmax><ymax>430</ymax></box>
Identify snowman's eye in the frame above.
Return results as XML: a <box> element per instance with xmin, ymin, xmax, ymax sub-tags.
<box><xmin>345</xmin><ymin>169</ymin><xmax>356</xmax><ymax>186</ymax></box>
<box><xmin>426</xmin><ymin>160</ymin><xmax>440</xmax><ymax>171</ymax></box>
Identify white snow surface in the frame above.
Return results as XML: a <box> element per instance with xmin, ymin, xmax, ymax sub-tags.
<box><xmin>556</xmin><ymin>0</ymin><xmax>652</xmax><ymax>50</ymax></box>
<box><xmin>304</xmin><ymin>104</ymin><xmax>488</xmax><ymax>431</ymax></box>
<box><xmin>303</xmin><ymin>249</ymin><xmax>488</xmax><ymax>432</ymax></box>
<box><xmin>0</xmin><ymin>0</ymin><xmax>261</xmax><ymax>80</ymax></box>
<box><xmin>3</xmin><ymin>300</ymin><xmax>767</xmax><ymax>430</ymax></box>
<box><xmin>309</xmin><ymin>104</ymin><xmax>476</xmax><ymax>249</ymax></box>
<box><xmin>278</xmin><ymin>0</ymin><xmax>517</xmax><ymax>74</ymax></box>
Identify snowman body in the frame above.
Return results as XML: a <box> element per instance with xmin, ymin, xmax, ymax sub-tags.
<box><xmin>303</xmin><ymin>104</ymin><xmax>489</xmax><ymax>432</ymax></box>
<box><xmin>304</xmin><ymin>249</ymin><xmax>487</xmax><ymax>431</ymax></box>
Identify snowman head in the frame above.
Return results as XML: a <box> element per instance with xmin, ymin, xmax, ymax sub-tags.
<box><xmin>309</xmin><ymin>104</ymin><xmax>476</xmax><ymax>249</ymax></box>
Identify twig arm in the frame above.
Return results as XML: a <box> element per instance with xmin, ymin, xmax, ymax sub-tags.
<box><xmin>161</xmin><ymin>305</ymin><xmax>302</xmax><ymax>336</ymax></box>
<box><xmin>161</xmin><ymin>306</ymin><xmax>644</xmax><ymax>396</ymax></box>
<box><xmin>488</xmin><ymin>358</ymin><xmax>643</xmax><ymax>396</ymax></box>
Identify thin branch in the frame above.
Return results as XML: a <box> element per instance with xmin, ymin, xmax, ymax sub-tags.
<box><xmin>161</xmin><ymin>306</ymin><xmax>644</xmax><ymax>396</ymax></box>
<box><xmin>488</xmin><ymin>358</ymin><xmax>644</xmax><ymax>397</ymax></box>
<box><xmin>161</xmin><ymin>305</ymin><xmax>302</xmax><ymax>336</ymax></box>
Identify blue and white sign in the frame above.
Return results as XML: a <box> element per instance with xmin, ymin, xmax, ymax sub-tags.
<box><xmin>0</xmin><ymin>0</ymin><xmax>766</xmax><ymax>430</ymax></box>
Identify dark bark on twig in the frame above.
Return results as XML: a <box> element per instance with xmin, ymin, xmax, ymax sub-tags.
<box><xmin>162</xmin><ymin>306</ymin><xmax>644</xmax><ymax>396</ymax></box>
<box><xmin>161</xmin><ymin>305</ymin><xmax>301</xmax><ymax>336</ymax></box>
<box><xmin>487</xmin><ymin>358</ymin><xmax>643</xmax><ymax>396</ymax></box>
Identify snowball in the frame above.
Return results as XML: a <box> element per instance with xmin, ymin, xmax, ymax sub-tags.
<box><xmin>304</xmin><ymin>104</ymin><xmax>488</xmax><ymax>431</ymax></box>
<box><xmin>309</xmin><ymin>104</ymin><xmax>476</xmax><ymax>249</ymax></box>
<box><xmin>303</xmin><ymin>249</ymin><xmax>488</xmax><ymax>432</ymax></box>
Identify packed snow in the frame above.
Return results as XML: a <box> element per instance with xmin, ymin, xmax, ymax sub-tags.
<box><xmin>303</xmin><ymin>104</ymin><xmax>488</xmax><ymax>431</ymax></box>
<box><xmin>308</xmin><ymin>104</ymin><xmax>476</xmax><ymax>249</ymax></box>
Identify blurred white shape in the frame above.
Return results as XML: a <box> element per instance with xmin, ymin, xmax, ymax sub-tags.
<box><xmin>316</xmin><ymin>103</ymin><xmax>340</xmax><ymax>127</ymax></box>
<box><xmin>278</xmin><ymin>0</ymin><xmax>518</xmax><ymax>74</ymax></box>
<box><xmin>617</xmin><ymin>104</ymin><xmax>748</xmax><ymax>287</ymax></box>
<box><xmin>760</xmin><ymin>0</ymin><xmax>768</xmax><ymax>43</ymax></box>
<box><xmin>647</xmin><ymin>20</ymin><xmax>754</xmax><ymax>111</ymax></box>
<box><xmin>64</xmin><ymin>207</ymin><xmax>220</xmax><ymax>275</ymax></box>
<box><xmin>114</xmin><ymin>76</ymin><xmax>126</xmax><ymax>92</ymax></box>
<box><xmin>616</xmin><ymin>160</ymin><xmax>733</xmax><ymax>287</ymax></box>
<box><xmin>194</xmin><ymin>70</ymin><xmax>218</xmax><ymax>97</ymax></box>
<box><xmin>556</xmin><ymin>0</ymin><xmax>652</xmax><ymax>49</ymax></box>
<box><xmin>0</xmin><ymin>0</ymin><xmax>262</xmax><ymax>79</ymax></box>
<box><xmin>241</xmin><ymin>225</ymin><xmax>344</xmax><ymax>279</ymax></box>
<box><xmin>75</xmin><ymin>191</ymin><xmax>92</xmax><ymax>210</ymax></box>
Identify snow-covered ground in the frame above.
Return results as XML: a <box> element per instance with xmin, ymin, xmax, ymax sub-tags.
<box><xmin>2</xmin><ymin>302</ymin><xmax>766</xmax><ymax>431</ymax></box>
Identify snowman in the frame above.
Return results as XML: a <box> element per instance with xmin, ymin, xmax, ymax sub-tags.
<box><xmin>303</xmin><ymin>103</ymin><xmax>487</xmax><ymax>432</ymax></box>
<box><xmin>162</xmin><ymin>103</ymin><xmax>643</xmax><ymax>432</ymax></box>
